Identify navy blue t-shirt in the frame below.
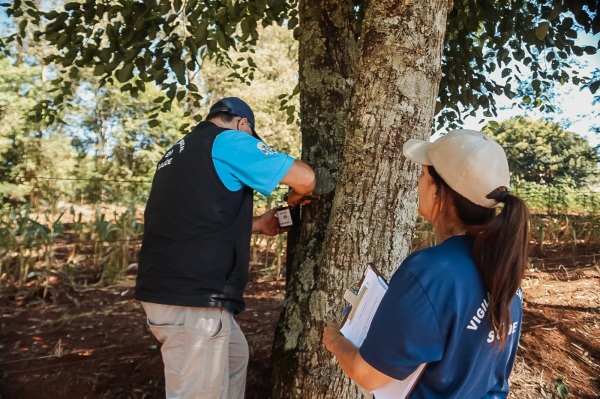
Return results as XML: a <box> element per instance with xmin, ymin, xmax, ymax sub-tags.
<box><xmin>360</xmin><ymin>236</ymin><xmax>522</xmax><ymax>398</ymax></box>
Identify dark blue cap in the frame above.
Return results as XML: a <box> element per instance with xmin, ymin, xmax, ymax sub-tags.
<box><xmin>207</xmin><ymin>97</ymin><xmax>260</xmax><ymax>140</ymax></box>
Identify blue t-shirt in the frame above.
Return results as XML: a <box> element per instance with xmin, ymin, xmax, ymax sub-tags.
<box><xmin>360</xmin><ymin>236</ymin><xmax>522</xmax><ymax>399</ymax></box>
<box><xmin>212</xmin><ymin>131</ymin><xmax>295</xmax><ymax>195</ymax></box>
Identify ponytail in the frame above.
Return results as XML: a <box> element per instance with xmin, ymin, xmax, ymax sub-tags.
<box><xmin>427</xmin><ymin>166</ymin><xmax>530</xmax><ymax>349</ymax></box>
<box><xmin>469</xmin><ymin>194</ymin><xmax>530</xmax><ymax>349</ymax></box>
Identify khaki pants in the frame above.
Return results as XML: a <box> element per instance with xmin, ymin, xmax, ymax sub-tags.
<box><xmin>142</xmin><ymin>302</ymin><xmax>249</xmax><ymax>399</ymax></box>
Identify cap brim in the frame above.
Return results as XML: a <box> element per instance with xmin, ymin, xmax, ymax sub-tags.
<box><xmin>403</xmin><ymin>138</ymin><xmax>433</xmax><ymax>165</ymax></box>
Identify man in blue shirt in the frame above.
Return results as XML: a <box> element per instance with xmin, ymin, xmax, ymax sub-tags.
<box><xmin>136</xmin><ymin>97</ymin><xmax>315</xmax><ymax>399</ymax></box>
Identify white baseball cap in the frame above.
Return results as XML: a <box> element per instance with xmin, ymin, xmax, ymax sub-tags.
<box><xmin>403</xmin><ymin>129</ymin><xmax>510</xmax><ymax>208</ymax></box>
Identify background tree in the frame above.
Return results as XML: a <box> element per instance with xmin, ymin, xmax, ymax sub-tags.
<box><xmin>484</xmin><ymin>117</ymin><xmax>600</xmax><ymax>187</ymax></box>
<box><xmin>0</xmin><ymin>19</ymin><xmax>300</xmax><ymax>207</ymax></box>
<box><xmin>0</xmin><ymin>55</ymin><xmax>76</xmax><ymax>202</ymax></box>
<box><xmin>194</xmin><ymin>24</ymin><xmax>301</xmax><ymax>157</ymax></box>
<box><xmin>63</xmin><ymin>74</ymin><xmax>184</xmax><ymax>203</ymax></box>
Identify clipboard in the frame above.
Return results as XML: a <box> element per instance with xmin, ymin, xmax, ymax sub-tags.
<box><xmin>340</xmin><ymin>263</ymin><xmax>386</xmax><ymax>328</ymax></box>
<box><xmin>339</xmin><ymin>263</ymin><xmax>388</xmax><ymax>346</ymax></box>
<box><xmin>339</xmin><ymin>263</ymin><xmax>427</xmax><ymax>399</ymax></box>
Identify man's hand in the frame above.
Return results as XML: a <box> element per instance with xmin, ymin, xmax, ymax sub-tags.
<box><xmin>286</xmin><ymin>189</ymin><xmax>316</xmax><ymax>206</ymax></box>
<box><xmin>252</xmin><ymin>208</ymin><xmax>290</xmax><ymax>236</ymax></box>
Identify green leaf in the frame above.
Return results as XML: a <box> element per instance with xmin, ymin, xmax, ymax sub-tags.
<box><xmin>134</xmin><ymin>16</ymin><xmax>145</xmax><ymax>31</ymax></box>
<box><xmin>216</xmin><ymin>30</ymin><xmax>229</xmax><ymax>49</ymax></box>
<box><xmin>93</xmin><ymin>64</ymin><xmax>105</xmax><ymax>76</ymax></box>
<box><xmin>169</xmin><ymin>57</ymin><xmax>186</xmax><ymax>84</ymax></box>
<box><xmin>206</xmin><ymin>39</ymin><xmax>217</xmax><ymax>52</ymax></box>
<box><xmin>18</xmin><ymin>19</ymin><xmax>27</xmax><ymax>34</ymax></box>
<box><xmin>185</xmin><ymin>36</ymin><xmax>198</xmax><ymax>59</ymax></box>
<box><xmin>487</xmin><ymin>121</ymin><xmax>500</xmax><ymax>130</ymax></box>
<box><xmin>120</xmin><ymin>83</ymin><xmax>133</xmax><ymax>92</ymax></box>
<box><xmin>68</xmin><ymin>67</ymin><xmax>79</xmax><ymax>79</ymax></box>
<box><xmin>148</xmin><ymin>120</ymin><xmax>160</xmax><ymax>128</ymax></box>
<box><xmin>64</xmin><ymin>2</ymin><xmax>80</xmax><ymax>11</ymax></box>
<box><xmin>115</xmin><ymin>63</ymin><xmax>134</xmax><ymax>83</ymax></box>
<box><xmin>226</xmin><ymin>0</ymin><xmax>237</xmax><ymax>17</ymax></box>
<box><xmin>548</xmin><ymin>4</ymin><xmax>562</xmax><ymax>21</ymax></box>
<box><xmin>195</xmin><ymin>19</ymin><xmax>209</xmax><ymax>44</ymax></box>
<box><xmin>535</xmin><ymin>22</ymin><xmax>549</xmax><ymax>41</ymax></box>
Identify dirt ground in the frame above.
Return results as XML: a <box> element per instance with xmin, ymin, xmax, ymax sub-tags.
<box><xmin>0</xmin><ymin>247</ymin><xmax>599</xmax><ymax>399</ymax></box>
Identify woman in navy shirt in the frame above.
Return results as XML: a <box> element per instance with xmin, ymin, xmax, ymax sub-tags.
<box><xmin>323</xmin><ymin>130</ymin><xmax>530</xmax><ymax>398</ymax></box>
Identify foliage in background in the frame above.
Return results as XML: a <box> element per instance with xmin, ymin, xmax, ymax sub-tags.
<box><xmin>439</xmin><ymin>0</ymin><xmax>599</xmax><ymax>129</ymax></box>
<box><xmin>64</xmin><ymin>72</ymin><xmax>184</xmax><ymax>203</ymax></box>
<box><xmin>0</xmin><ymin>55</ymin><xmax>77</xmax><ymax>201</ymax></box>
<box><xmin>0</xmin><ymin>200</ymin><xmax>143</xmax><ymax>300</ymax></box>
<box><xmin>484</xmin><ymin>117</ymin><xmax>600</xmax><ymax>187</ymax></box>
<box><xmin>0</xmin><ymin>22</ymin><xmax>300</xmax><ymax>206</ymax></box>
<box><xmin>198</xmin><ymin>24</ymin><xmax>301</xmax><ymax>157</ymax></box>
<box><xmin>1</xmin><ymin>0</ymin><xmax>299</xmax><ymax>126</ymax></box>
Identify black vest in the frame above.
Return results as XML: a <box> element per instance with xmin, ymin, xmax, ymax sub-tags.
<box><xmin>135</xmin><ymin>121</ymin><xmax>253</xmax><ymax>313</ymax></box>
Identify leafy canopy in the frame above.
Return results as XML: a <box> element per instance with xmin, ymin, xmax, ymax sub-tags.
<box><xmin>1</xmin><ymin>0</ymin><xmax>298</xmax><ymax>124</ymax></box>
<box><xmin>1</xmin><ymin>0</ymin><xmax>598</xmax><ymax>130</ymax></box>
<box><xmin>0</xmin><ymin>21</ymin><xmax>299</xmax><ymax>205</ymax></box>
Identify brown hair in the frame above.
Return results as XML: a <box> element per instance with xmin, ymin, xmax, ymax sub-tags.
<box><xmin>428</xmin><ymin>166</ymin><xmax>530</xmax><ymax>348</ymax></box>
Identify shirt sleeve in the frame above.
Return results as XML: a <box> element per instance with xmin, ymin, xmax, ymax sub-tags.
<box><xmin>212</xmin><ymin>131</ymin><xmax>295</xmax><ymax>196</ymax></box>
<box><xmin>359</xmin><ymin>265</ymin><xmax>445</xmax><ymax>380</ymax></box>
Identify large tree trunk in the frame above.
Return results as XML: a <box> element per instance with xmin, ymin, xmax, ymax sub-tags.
<box><xmin>272</xmin><ymin>0</ymin><xmax>451</xmax><ymax>398</ymax></box>
<box><xmin>272</xmin><ymin>0</ymin><xmax>357</xmax><ymax>395</ymax></box>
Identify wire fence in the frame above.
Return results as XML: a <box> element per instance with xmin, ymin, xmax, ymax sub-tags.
<box><xmin>0</xmin><ymin>176</ymin><xmax>291</xmax><ymax>294</ymax></box>
<box><xmin>30</xmin><ymin>176</ymin><xmax>152</xmax><ymax>184</ymax></box>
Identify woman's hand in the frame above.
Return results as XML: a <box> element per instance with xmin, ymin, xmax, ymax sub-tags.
<box><xmin>322</xmin><ymin>322</ymin><xmax>393</xmax><ymax>391</ymax></box>
<box><xmin>323</xmin><ymin>322</ymin><xmax>344</xmax><ymax>353</ymax></box>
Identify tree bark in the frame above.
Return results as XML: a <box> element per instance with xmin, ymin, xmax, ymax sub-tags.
<box><xmin>272</xmin><ymin>0</ymin><xmax>451</xmax><ymax>398</ymax></box>
<box><xmin>272</xmin><ymin>0</ymin><xmax>357</xmax><ymax>395</ymax></box>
